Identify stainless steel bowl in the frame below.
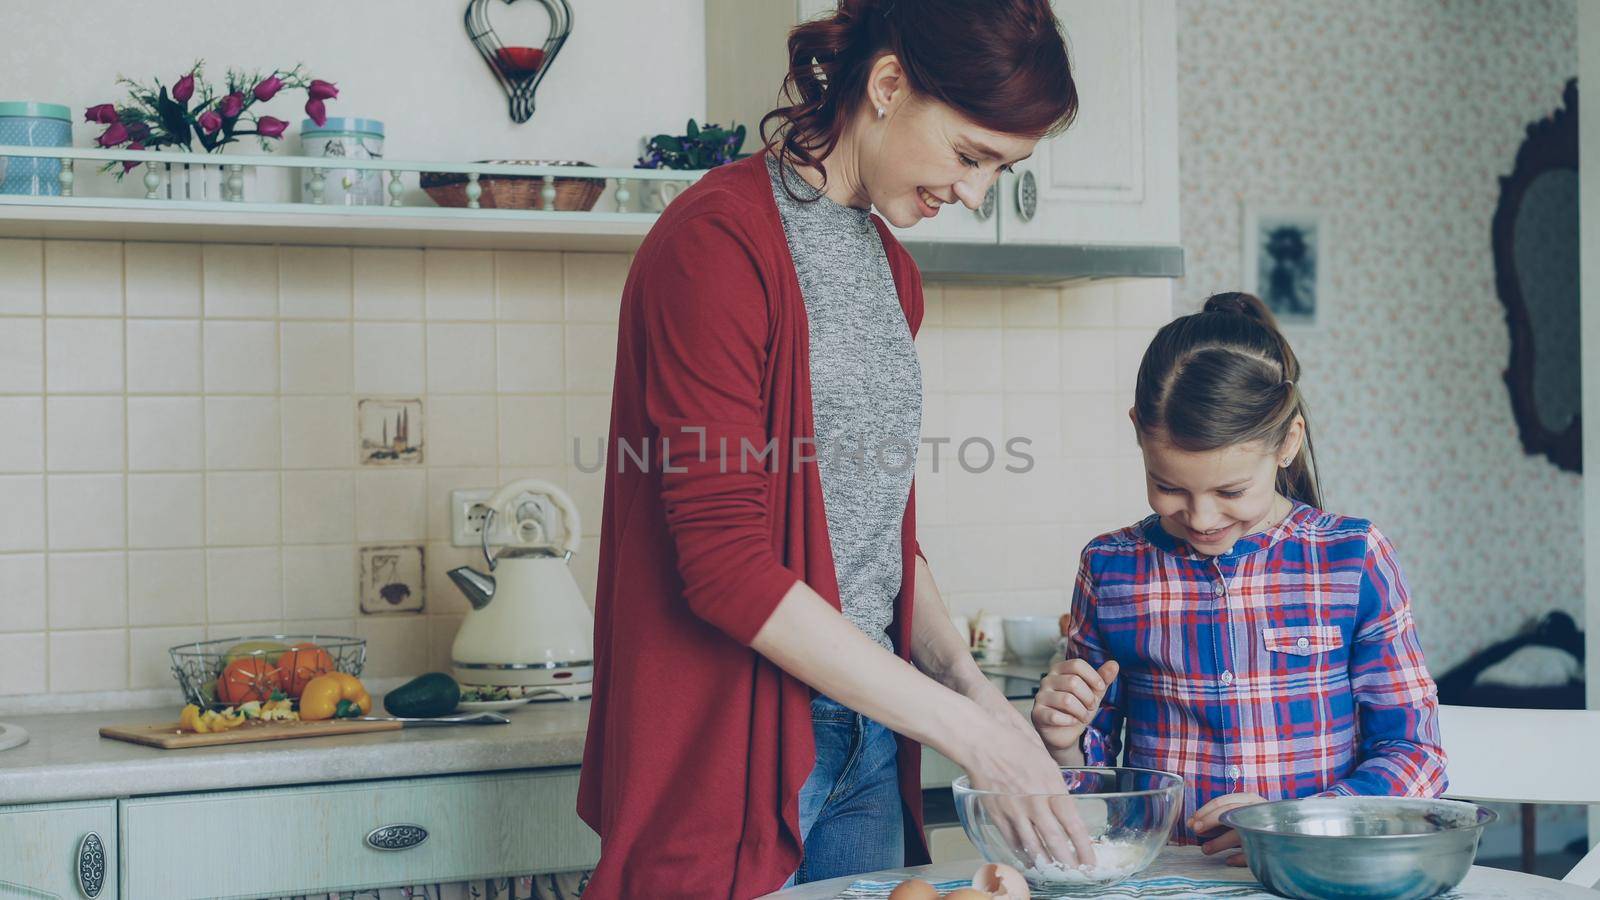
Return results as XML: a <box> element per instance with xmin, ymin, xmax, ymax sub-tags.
<box><xmin>1220</xmin><ymin>797</ymin><xmax>1496</xmax><ymax>900</ymax></box>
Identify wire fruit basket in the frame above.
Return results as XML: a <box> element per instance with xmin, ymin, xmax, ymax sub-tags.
<box><xmin>169</xmin><ymin>634</ymin><xmax>366</xmax><ymax>709</ymax></box>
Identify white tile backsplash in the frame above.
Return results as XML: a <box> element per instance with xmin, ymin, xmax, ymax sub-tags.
<box><xmin>126</xmin><ymin>243</ymin><xmax>201</xmax><ymax>318</ymax></box>
<box><xmin>6</xmin><ymin>236</ymin><xmax>1174</xmax><ymax>696</ymax></box>
<box><xmin>128</xmin><ymin>549</ymin><xmax>206</xmax><ymax>627</ymax></box>
<box><xmin>0</xmin><ymin>317</ymin><xmax>44</xmax><ymax>392</ymax></box>
<box><xmin>127</xmin><ymin>397</ymin><xmax>204</xmax><ymax>471</ymax></box>
<box><xmin>495</xmin><ymin>251</ymin><xmax>564</xmax><ymax>322</ymax></box>
<box><xmin>47</xmin><ymin>318</ymin><xmax>123</xmax><ymax>392</ymax></box>
<box><xmin>0</xmin><ymin>553</ymin><xmax>46</xmax><ymax>632</ymax></box>
<box><xmin>496</xmin><ymin>324</ymin><xmax>565</xmax><ymax>392</ymax></box>
<box><xmin>205</xmin><ymin>396</ymin><xmax>281</xmax><ymax>470</ymax></box>
<box><xmin>0</xmin><ymin>239</ymin><xmax>43</xmax><ymax>314</ymax></box>
<box><xmin>0</xmin><ymin>633</ymin><xmax>46</xmax><ymax>695</ymax></box>
<box><xmin>205</xmin><ymin>472</ymin><xmax>280</xmax><ymax>545</ymax></box>
<box><xmin>203</xmin><ymin>321</ymin><xmax>278</xmax><ymax>392</ymax></box>
<box><xmin>564</xmin><ymin>324</ymin><xmax>619</xmax><ymax>392</ymax></box>
<box><xmin>424</xmin><ymin>250</ymin><xmax>495</xmax><ymax>321</ymax></box>
<box><xmin>943</xmin><ymin>329</ymin><xmax>1004</xmax><ymax>392</ymax></box>
<box><xmin>426</xmin><ymin>324</ymin><xmax>496</xmax><ymax>393</ymax></box>
<box><xmin>563</xmin><ymin>253</ymin><xmax>627</xmax><ymax>323</ymax></box>
<box><xmin>278</xmin><ymin>247</ymin><xmax>352</xmax><ymax>319</ymax></box>
<box><xmin>279</xmin><ymin>396</ymin><xmax>355</xmax><ymax>469</ymax></box>
<box><xmin>355</xmin><ymin>470</ymin><xmax>427</xmax><ymax>542</ymax></box>
<box><xmin>354</xmin><ymin>323</ymin><xmax>425</xmax><ymax>395</ymax></box>
<box><xmin>282</xmin><ymin>470</ymin><xmax>355</xmax><ymax>544</ymax></box>
<box><xmin>354</xmin><ymin>249</ymin><xmax>425</xmax><ymax>321</ymax></box>
<box><xmin>126</xmin><ymin>319</ymin><xmax>202</xmax><ymax>393</ymax></box>
<box><xmin>0</xmin><ymin>475</ymin><xmax>45</xmax><ymax>552</ymax></box>
<box><xmin>282</xmin><ymin>545</ymin><xmax>357</xmax><ymax>621</ymax></box>
<box><xmin>127</xmin><ymin>473</ymin><xmax>205</xmax><ymax>549</ymax></box>
<box><xmin>46</xmin><ymin>551</ymin><xmax>126</xmax><ymax>629</ymax></box>
<box><xmin>202</xmin><ymin>244</ymin><xmax>278</xmax><ymax>318</ymax></box>
<box><xmin>206</xmin><ymin>546</ymin><xmax>283</xmax><ymax>624</ymax></box>
<box><xmin>44</xmin><ymin>242</ymin><xmax>122</xmax><ymax>316</ymax></box>
<box><xmin>0</xmin><ymin>396</ymin><xmax>44</xmax><ymax>472</ymax></box>
<box><xmin>1002</xmin><ymin>330</ymin><xmax>1062</xmax><ymax>392</ymax></box>
<box><xmin>426</xmin><ymin>395</ymin><xmax>499</xmax><ymax>467</ymax></box>
<box><xmin>281</xmin><ymin>322</ymin><xmax>353</xmax><ymax>395</ymax></box>
<box><xmin>49</xmin><ymin>628</ymin><xmax>128</xmax><ymax>693</ymax></box>
<box><xmin>47</xmin><ymin>474</ymin><xmax>125</xmax><ymax>550</ymax></box>
<box><xmin>130</xmin><ymin>624</ymin><xmax>205</xmax><ymax>689</ymax></box>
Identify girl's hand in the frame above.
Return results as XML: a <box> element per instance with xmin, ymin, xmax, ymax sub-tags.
<box><xmin>1189</xmin><ymin>793</ymin><xmax>1267</xmax><ymax>866</ymax></box>
<box><xmin>1031</xmin><ymin>658</ymin><xmax>1120</xmax><ymax>754</ymax></box>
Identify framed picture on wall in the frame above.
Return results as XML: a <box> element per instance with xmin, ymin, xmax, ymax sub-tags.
<box><xmin>1242</xmin><ymin>206</ymin><xmax>1327</xmax><ymax>328</ymax></box>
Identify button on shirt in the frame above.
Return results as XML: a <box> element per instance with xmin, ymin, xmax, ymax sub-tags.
<box><xmin>1070</xmin><ymin>505</ymin><xmax>1449</xmax><ymax>843</ymax></box>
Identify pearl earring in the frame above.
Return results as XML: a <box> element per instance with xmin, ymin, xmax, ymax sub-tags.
<box><xmin>876</xmin><ymin>106</ymin><xmax>886</xmax><ymax>119</ymax></box>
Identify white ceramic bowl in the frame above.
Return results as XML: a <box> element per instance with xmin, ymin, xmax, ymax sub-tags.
<box><xmin>1003</xmin><ymin>616</ymin><xmax>1061</xmax><ymax>664</ymax></box>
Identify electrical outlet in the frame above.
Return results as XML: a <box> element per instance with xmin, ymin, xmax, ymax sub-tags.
<box><xmin>450</xmin><ymin>488</ymin><xmax>497</xmax><ymax>547</ymax></box>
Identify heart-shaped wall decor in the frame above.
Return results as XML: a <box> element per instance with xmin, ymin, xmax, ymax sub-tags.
<box><xmin>465</xmin><ymin>0</ymin><xmax>573</xmax><ymax>124</ymax></box>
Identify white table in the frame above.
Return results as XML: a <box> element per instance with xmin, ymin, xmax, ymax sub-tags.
<box><xmin>761</xmin><ymin>846</ymin><xmax>1595</xmax><ymax>898</ymax></box>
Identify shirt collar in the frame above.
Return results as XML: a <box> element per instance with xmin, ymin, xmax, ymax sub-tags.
<box><xmin>1140</xmin><ymin>502</ymin><xmax>1314</xmax><ymax>561</ymax></box>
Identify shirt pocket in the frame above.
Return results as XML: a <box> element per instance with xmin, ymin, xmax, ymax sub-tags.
<box><xmin>1262</xmin><ymin>625</ymin><xmax>1345</xmax><ymax>657</ymax></box>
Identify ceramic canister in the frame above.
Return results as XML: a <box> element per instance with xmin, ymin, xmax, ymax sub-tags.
<box><xmin>0</xmin><ymin>102</ymin><xmax>72</xmax><ymax>196</ymax></box>
<box><xmin>299</xmin><ymin>117</ymin><xmax>385</xmax><ymax>206</ymax></box>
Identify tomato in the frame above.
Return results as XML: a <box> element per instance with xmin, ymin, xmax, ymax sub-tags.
<box><xmin>277</xmin><ymin>643</ymin><xmax>335</xmax><ymax>697</ymax></box>
<box><xmin>215</xmin><ymin>656</ymin><xmax>281</xmax><ymax>705</ymax></box>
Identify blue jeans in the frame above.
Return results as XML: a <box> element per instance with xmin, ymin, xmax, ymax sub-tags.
<box><xmin>786</xmin><ymin>695</ymin><xmax>905</xmax><ymax>887</ymax></box>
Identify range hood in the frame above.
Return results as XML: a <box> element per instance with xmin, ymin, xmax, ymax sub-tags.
<box><xmin>900</xmin><ymin>241</ymin><xmax>1184</xmax><ymax>285</ymax></box>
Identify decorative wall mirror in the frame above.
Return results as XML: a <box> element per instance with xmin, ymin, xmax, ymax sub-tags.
<box><xmin>1493</xmin><ymin>78</ymin><xmax>1579</xmax><ymax>473</ymax></box>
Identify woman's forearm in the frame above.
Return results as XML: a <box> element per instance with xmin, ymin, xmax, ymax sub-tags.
<box><xmin>750</xmin><ymin>579</ymin><xmax>986</xmax><ymax>765</ymax></box>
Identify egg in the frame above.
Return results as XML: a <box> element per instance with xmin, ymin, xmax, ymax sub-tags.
<box><xmin>972</xmin><ymin>862</ymin><xmax>1031</xmax><ymax>899</ymax></box>
<box><xmin>886</xmin><ymin>880</ymin><xmax>939</xmax><ymax>900</ymax></box>
<box><xmin>944</xmin><ymin>889</ymin><xmax>994</xmax><ymax>900</ymax></box>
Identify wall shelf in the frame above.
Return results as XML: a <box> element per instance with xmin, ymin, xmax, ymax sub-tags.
<box><xmin>0</xmin><ymin>146</ymin><xmax>703</xmax><ymax>252</ymax></box>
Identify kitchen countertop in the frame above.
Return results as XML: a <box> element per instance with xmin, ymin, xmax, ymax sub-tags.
<box><xmin>0</xmin><ymin>700</ymin><xmax>592</xmax><ymax>806</ymax></box>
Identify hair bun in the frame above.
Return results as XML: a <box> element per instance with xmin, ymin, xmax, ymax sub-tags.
<box><xmin>1203</xmin><ymin>291</ymin><xmax>1261</xmax><ymax>317</ymax></box>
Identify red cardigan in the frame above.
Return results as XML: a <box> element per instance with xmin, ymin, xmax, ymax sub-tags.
<box><xmin>577</xmin><ymin>151</ymin><xmax>930</xmax><ymax>898</ymax></box>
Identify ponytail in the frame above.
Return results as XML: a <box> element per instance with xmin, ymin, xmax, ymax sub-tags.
<box><xmin>1135</xmin><ymin>292</ymin><xmax>1323</xmax><ymax>509</ymax></box>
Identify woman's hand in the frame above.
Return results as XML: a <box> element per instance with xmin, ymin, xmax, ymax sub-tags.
<box><xmin>1189</xmin><ymin>793</ymin><xmax>1267</xmax><ymax>866</ymax></box>
<box><xmin>955</xmin><ymin>704</ymin><xmax>1098</xmax><ymax>868</ymax></box>
<box><xmin>1031</xmin><ymin>658</ymin><xmax>1120</xmax><ymax>757</ymax></box>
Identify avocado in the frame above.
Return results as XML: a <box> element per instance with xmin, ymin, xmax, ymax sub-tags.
<box><xmin>383</xmin><ymin>672</ymin><xmax>461</xmax><ymax>718</ymax></box>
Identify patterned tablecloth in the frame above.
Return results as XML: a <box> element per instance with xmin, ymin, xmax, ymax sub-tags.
<box><xmin>760</xmin><ymin>846</ymin><xmax>1589</xmax><ymax>900</ymax></box>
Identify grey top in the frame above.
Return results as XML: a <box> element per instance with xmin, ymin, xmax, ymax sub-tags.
<box><xmin>768</xmin><ymin>157</ymin><xmax>923</xmax><ymax>651</ymax></box>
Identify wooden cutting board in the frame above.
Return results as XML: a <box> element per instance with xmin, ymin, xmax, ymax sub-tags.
<box><xmin>100</xmin><ymin>717</ymin><xmax>404</xmax><ymax>749</ymax></box>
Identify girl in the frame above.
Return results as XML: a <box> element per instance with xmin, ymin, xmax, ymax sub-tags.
<box><xmin>1032</xmin><ymin>292</ymin><xmax>1448</xmax><ymax>866</ymax></box>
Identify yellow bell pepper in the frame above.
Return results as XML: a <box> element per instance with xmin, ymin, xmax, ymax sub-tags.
<box><xmin>179</xmin><ymin>704</ymin><xmax>201</xmax><ymax>732</ymax></box>
<box><xmin>327</xmin><ymin>672</ymin><xmax>373</xmax><ymax>715</ymax></box>
<box><xmin>298</xmin><ymin>675</ymin><xmax>343</xmax><ymax>721</ymax></box>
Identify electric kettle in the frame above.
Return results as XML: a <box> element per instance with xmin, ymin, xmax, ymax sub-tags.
<box><xmin>447</xmin><ymin>478</ymin><xmax>592</xmax><ymax>701</ymax></box>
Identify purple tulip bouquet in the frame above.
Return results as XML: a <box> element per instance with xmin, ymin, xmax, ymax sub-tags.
<box><xmin>86</xmin><ymin>61</ymin><xmax>338</xmax><ymax>175</ymax></box>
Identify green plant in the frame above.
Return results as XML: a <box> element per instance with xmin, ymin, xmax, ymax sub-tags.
<box><xmin>636</xmin><ymin>119</ymin><xmax>748</xmax><ymax>170</ymax></box>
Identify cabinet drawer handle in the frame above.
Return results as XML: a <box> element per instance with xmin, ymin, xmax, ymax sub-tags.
<box><xmin>1015</xmin><ymin>170</ymin><xmax>1038</xmax><ymax>223</ymax></box>
<box><xmin>76</xmin><ymin>832</ymin><xmax>106</xmax><ymax>898</ymax></box>
<box><xmin>365</xmin><ymin>823</ymin><xmax>430</xmax><ymax>851</ymax></box>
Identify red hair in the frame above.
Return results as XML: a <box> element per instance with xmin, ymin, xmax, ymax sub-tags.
<box><xmin>763</xmin><ymin>0</ymin><xmax>1078</xmax><ymax>187</ymax></box>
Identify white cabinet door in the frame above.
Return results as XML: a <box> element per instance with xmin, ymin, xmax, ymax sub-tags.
<box><xmin>1000</xmin><ymin>0</ymin><xmax>1179</xmax><ymax>246</ymax></box>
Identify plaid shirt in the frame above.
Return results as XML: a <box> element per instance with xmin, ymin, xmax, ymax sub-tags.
<box><xmin>1070</xmin><ymin>504</ymin><xmax>1448</xmax><ymax>843</ymax></box>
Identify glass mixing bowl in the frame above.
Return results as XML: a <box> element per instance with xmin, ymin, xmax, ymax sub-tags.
<box><xmin>952</xmin><ymin>767</ymin><xmax>1184</xmax><ymax>895</ymax></box>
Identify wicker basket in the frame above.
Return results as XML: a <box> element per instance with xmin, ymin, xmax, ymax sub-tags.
<box><xmin>421</xmin><ymin>159</ymin><xmax>605</xmax><ymax>211</ymax></box>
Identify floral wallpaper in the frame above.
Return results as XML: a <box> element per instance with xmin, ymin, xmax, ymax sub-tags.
<box><xmin>1176</xmin><ymin>0</ymin><xmax>1580</xmax><ymax>674</ymax></box>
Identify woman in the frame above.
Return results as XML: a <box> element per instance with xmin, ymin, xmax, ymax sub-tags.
<box><xmin>578</xmin><ymin>1</ymin><xmax>1080</xmax><ymax>895</ymax></box>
